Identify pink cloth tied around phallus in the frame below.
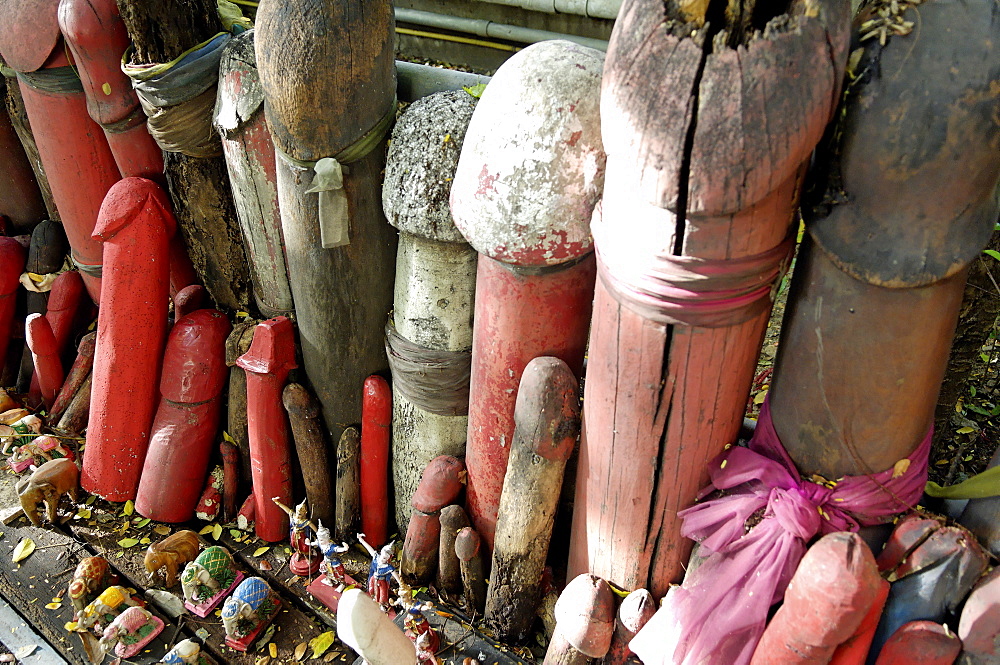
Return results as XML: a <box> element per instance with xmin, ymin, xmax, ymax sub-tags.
<box><xmin>630</xmin><ymin>399</ymin><xmax>930</xmax><ymax>665</ymax></box>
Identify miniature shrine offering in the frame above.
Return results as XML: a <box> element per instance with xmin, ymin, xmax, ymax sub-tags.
<box><xmin>74</xmin><ymin>585</ymin><xmax>138</xmax><ymax>634</ymax></box>
<box><xmin>2</xmin><ymin>413</ymin><xmax>41</xmax><ymax>454</ymax></box>
<box><xmin>306</xmin><ymin>519</ymin><xmax>355</xmax><ymax>612</ymax></box>
<box><xmin>98</xmin><ymin>605</ymin><xmax>164</xmax><ymax>659</ymax></box>
<box><xmin>158</xmin><ymin>638</ymin><xmax>216</xmax><ymax>665</ymax></box>
<box><xmin>8</xmin><ymin>434</ymin><xmax>75</xmax><ymax>473</ymax></box>
<box><xmin>221</xmin><ymin>576</ymin><xmax>282</xmax><ymax>651</ymax></box>
<box><xmin>181</xmin><ymin>545</ymin><xmax>244</xmax><ymax>618</ymax></box>
<box><xmin>360</xmin><ymin>533</ymin><xmax>398</xmax><ymax>612</ymax></box>
<box><xmin>16</xmin><ymin>457</ymin><xmax>79</xmax><ymax>526</ymax></box>
<box><xmin>144</xmin><ymin>530</ymin><xmax>199</xmax><ymax>588</ymax></box>
<box><xmin>272</xmin><ymin>496</ymin><xmax>322</xmax><ymax>575</ymax></box>
<box><xmin>68</xmin><ymin>557</ymin><xmax>114</xmax><ymax>620</ymax></box>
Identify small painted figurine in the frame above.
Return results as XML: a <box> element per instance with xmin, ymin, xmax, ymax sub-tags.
<box><xmin>415</xmin><ymin>630</ymin><xmax>438</xmax><ymax>664</ymax></box>
<box><xmin>144</xmin><ymin>529</ymin><xmax>199</xmax><ymax>587</ymax></box>
<box><xmin>272</xmin><ymin>496</ymin><xmax>322</xmax><ymax>575</ymax></box>
<box><xmin>221</xmin><ymin>576</ymin><xmax>282</xmax><ymax>651</ymax></box>
<box><xmin>308</xmin><ymin>519</ymin><xmax>350</xmax><ymax>589</ymax></box>
<box><xmin>68</xmin><ymin>557</ymin><xmax>113</xmax><ymax>619</ymax></box>
<box><xmin>8</xmin><ymin>434</ymin><xmax>75</xmax><ymax>473</ymax></box>
<box><xmin>404</xmin><ymin>602</ymin><xmax>440</xmax><ymax>655</ymax></box>
<box><xmin>158</xmin><ymin>638</ymin><xmax>216</xmax><ymax>664</ymax></box>
<box><xmin>359</xmin><ymin>533</ymin><xmax>396</xmax><ymax>611</ymax></box>
<box><xmin>76</xmin><ymin>585</ymin><xmax>138</xmax><ymax>633</ymax></box>
<box><xmin>181</xmin><ymin>545</ymin><xmax>244</xmax><ymax>618</ymax></box>
<box><xmin>98</xmin><ymin>605</ymin><xmax>164</xmax><ymax>658</ymax></box>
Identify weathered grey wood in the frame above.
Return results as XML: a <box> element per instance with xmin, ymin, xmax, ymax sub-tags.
<box><xmin>336</xmin><ymin>426</ymin><xmax>362</xmax><ymax>542</ymax></box>
<box><xmin>283</xmin><ymin>382</ymin><xmax>334</xmax><ymax>526</ymax></box>
<box><xmin>256</xmin><ymin>0</ymin><xmax>398</xmax><ymax>451</ymax></box>
<box><xmin>485</xmin><ymin>357</ymin><xmax>579</xmax><ymax>643</ymax></box>
<box><xmin>437</xmin><ymin>503</ymin><xmax>468</xmax><ymax>596</ymax></box>
<box><xmin>215</xmin><ymin>29</ymin><xmax>292</xmax><ymax>317</ymax></box>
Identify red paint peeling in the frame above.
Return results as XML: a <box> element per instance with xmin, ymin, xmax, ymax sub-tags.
<box><xmin>567</xmin><ymin>130</ymin><xmax>583</xmax><ymax>147</ymax></box>
<box><xmin>476</xmin><ymin>164</ymin><xmax>500</xmax><ymax>196</ymax></box>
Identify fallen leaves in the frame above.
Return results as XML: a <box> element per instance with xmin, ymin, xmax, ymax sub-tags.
<box><xmin>117</xmin><ymin>538</ymin><xmax>140</xmax><ymax>549</ymax></box>
<box><xmin>309</xmin><ymin>631</ymin><xmax>336</xmax><ymax>659</ymax></box>
<box><xmin>12</xmin><ymin>537</ymin><xmax>35</xmax><ymax>563</ymax></box>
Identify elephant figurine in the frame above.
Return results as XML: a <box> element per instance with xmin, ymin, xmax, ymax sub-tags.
<box><xmin>158</xmin><ymin>638</ymin><xmax>216</xmax><ymax>664</ymax></box>
<box><xmin>17</xmin><ymin>457</ymin><xmax>79</xmax><ymax>526</ymax></box>
<box><xmin>181</xmin><ymin>545</ymin><xmax>238</xmax><ymax>605</ymax></box>
<box><xmin>76</xmin><ymin>585</ymin><xmax>137</xmax><ymax>633</ymax></box>
<box><xmin>221</xmin><ymin>577</ymin><xmax>281</xmax><ymax>644</ymax></box>
<box><xmin>144</xmin><ymin>530</ymin><xmax>199</xmax><ymax>587</ymax></box>
<box><xmin>67</xmin><ymin>557</ymin><xmax>113</xmax><ymax>619</ymax></box>
<box><xmin>98</xmin><ymin>605</ymin><xmax>164</xmax><ymax>658</ymax></box>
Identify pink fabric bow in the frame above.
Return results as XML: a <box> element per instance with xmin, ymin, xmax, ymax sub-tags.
<box><xmin>630</xmin><ymin>399</ymin><xmax>930</xmax><ymax>665</ymax></box>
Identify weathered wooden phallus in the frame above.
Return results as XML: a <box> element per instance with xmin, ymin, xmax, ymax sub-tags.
<box><xmin>568</xmin><ymin>0</ymin><xmax>850</xmax><ymax>595</ymax></box>
<box><xmin>25</xmin><ymin>313</ymin><xmax>62</xmax><ymax>408</ymax></box>
<box><xmin>335</xmin><ymin>425</ymin><xmax>361</xmax><ymax>543</ymax></box>
<box><xmin>82</xmin><ymin>177</ymin><xmax>173</xmax><ymax>501</ymax></box>
<box><xmin>338</xmin><ymin>588</ymin><xmax>415</xmax><ymax>665</ymax></box>
<box><xmin>543</xmin><ymin>574</ymin><xmax>614</xmax><ymax>665</ymax></box>
<box><xmin>136</xmin><ymin>309</ymin><xmax>231</xmax><ymax>522</ymax></box>
<box><xmin>255</xmin><ymin>0</ymin><xmax>398</xmax><ymax>456</ymax></box>
<box><xmin>438</xmin><ymin>504</ymin><xmax>470</xmax><ymax>596</ymax></box>
<box><xmin>50</xmin><ymin>331</ymin><xmax>95</xmax><ymax>423</ymax></box>
<box><xmin>485</xmin><ymin>356</ymin><xmax>580</xmax><ymax>643</ymax></box>
<box><xmin>282</xmin><ymin>383</ymin><xmax>334</xmax><ymax>526</ymax></box>
<box><xmin>236</xmin><ymin>316</ymin><xmax>297</xmax><ymax>542</ymax></box>
<box><xmin>750</xmin><ymin>532</ymin><xmax>882</xmax><ymax>665</ymax></box>
<box><xmin>450</xmin><ymin>40</ymin><xmax>605</xmax><ymax>550</ymax></box>
<box><xmin>958</xmin><ymin>566</ymin><xmax>1000</xmax><ymax>665</ymax></box>
<box><xmin>0</xmin><ymin>84</ymin><xmax>46</xmax><ymax>233</ymax></box>
<box><xmin>402</xmin><ymin>454</ymin><xmax>465</xmax><ymax>584</ymax></box>
<box><xmin>455</xmin><ymin>526</ymin><xmax>486</xmax><ymax>616</ymax></box>
<box><xmin>215</xmin><ymin>29</ymin><xmax>292</xmax><ymax>318</ymax></box>
<box><xmin>382</xmin><ymin>89</ymin><xmax>479</xmax><ymax>533</ymax></box>
<box><xmin>874</xmin><ymin>621</ymin><xmax>961</xmax><ymax>665</ymax></box>
<box><xmin>603</xmin><ymin>589</ymin><xmax>656</xmax><ymax>665</ymax></box>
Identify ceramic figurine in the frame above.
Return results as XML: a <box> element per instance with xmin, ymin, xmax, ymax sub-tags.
<box><xmin>2</xmin><ymin>413</ymin><xmax>42</xmax><ymax>455</ymax></box>
<box><xmin>16</xmin><ymin>457</ymin><xmax>79</xmax><ymax>526</ymax></box>
<box><xmin>181</xmin><ymin>545</ymin><xmax>244</xmax><ymax>618</ymax></box>
<box><xmin>98</xmin><ymin>606</ymin><xmax>164</xmax><ymax>658</ymax></box>
<box><xmin>67</xmin><ymin>557</ymin><xmax>114</xmax><ymax>619</ymax></box>
<box><xmin>144</xmin><ymin>530</ymin><xmax>200</xmax><ymax>588</ymax></box>
<box><xmin>359</xmin><ymin>532</ymin><xmax>397</xmax><ymax>611</ymax></box>
<box><xmin>8</xmin><ymin>435</ymin><xmax>75</xmax><ymax>473</ymax></box>
<box><xmin>76</xmin><ymin>585</ymin><xmax>138</xmax><ymax>634</ymax></box>
<box><xmin>158</xmin><ymin>639</ymin><xmax>216</xmax><ymax>665</ymax></box>
<box><xmin>272</xmin><ymin>496</ymin><xmax>322</xmax><ymax>575</ymax></box>
<box><xmin>310</xmin><ymin>520</ymin><xmax>350</xmax><ymax>589</ymax></box>
<box><xmin>221</xmin><ymin>576</ymin><xmax>282</xmax><ymax>651</ymax></box>
<box><xmin>305</xmin><ymin>520</ymin><xmax>356</xmax><ymax>612</ymax></box>
<box><xmin>403</xmin><ymin>601</ymin><xmax>440</xmax><ymax>658</ymax></box>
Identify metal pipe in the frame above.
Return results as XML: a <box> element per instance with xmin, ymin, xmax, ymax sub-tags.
<box><xmin>469</xmin><ymin>0</ymin><xmax>621</xmax><ymax>20</ymax></box>
<box><xmin>395</xmin><ymin>8</ymin><xmax>609</xmax><ymax>51</ymax></box>
<box><xmin>395</xmin><ymin>60</ymin><xmax>491</xmax><ymax>102</ymax></box>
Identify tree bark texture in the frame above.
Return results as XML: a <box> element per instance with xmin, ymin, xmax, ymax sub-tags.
<box><xmin>116</xmin><ymin>0</ymin><xmax>251</xmax><ymax>313</ymax></box>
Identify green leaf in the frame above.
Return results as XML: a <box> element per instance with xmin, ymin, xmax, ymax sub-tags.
<box><xmin>970</xmin><ymin>386</ymin><xmax>977</xmax><ymax>397</ymax></box>
<box><xmin>123</xmin><ymin>500</ymin><xmax>134</xmax><ymax>516</ymax></box>
<box><xmin>982</xmin><ymin>352</ymin><xmax>991</xmax><ymax>363</ymax></box>
<box><xmin>117</xmin><ymin>538</ymin><xmax>140</xmax><ymax>548</ymax></box>
<box><xmin>309</xmin><ymin>631</ymin><xmax>336</xmax><ymax>659</ymax></box>
<box><xmin>986</xmin><ymin>249</ymin><xmax>1000</xmax><ymax>261</ymax></box>
<box><xmin>957</xmin><ymin>426</ymin><xmax>977</xmax><ymax>434</ymax></box>
<box><xmin>252</xmin><ymin>546</ymin><xmax>270</xmax><ymax>557</ymax></box>
<box><xmin>967</xmin><ymin>403</ymin><xmax>992</xmax><ymax>416</ymax></box>
<box><xmin>134</xmin><ymin>518</ymin><xmax>151</xmax><ymax>528</ymax></box>
<box><xmin>463</xmin><ymin>83</ymin><xmax>487</xmax><ymax>98</ymax></box>
<box><xmin>212</xmin><ymin>524</ymin><xmax>223</xmax><ymax>541</ymax></box>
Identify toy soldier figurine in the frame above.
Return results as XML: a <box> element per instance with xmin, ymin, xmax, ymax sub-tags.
<box><xmin>272</xmin><ymin>497</ymin><xmax>322</xmax><ymax>576</ymax></box>
<box><xmin>359</xmin><ymin>532</ymin><xmax>396</xmax><ymax>611</ymax></box>
<box><xmin>404</xmin><ymin>603</ymin><xmax>440</xmax><ymax>656</ymax></box>
<box><xmin>415</xmin><ymin>630</ymin><xmax>437</xmax><ymax>664</ymax></box>
<box><xmin>308</xmin><ymin>520</ymin><xmax>350</xmax><ymax>590</ymax></box>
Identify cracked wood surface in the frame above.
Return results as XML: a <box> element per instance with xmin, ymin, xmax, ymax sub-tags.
<box><xmin>569</xmin><ymin>0</ymin><xmax>850</xmax><ymax>596</ymax></box>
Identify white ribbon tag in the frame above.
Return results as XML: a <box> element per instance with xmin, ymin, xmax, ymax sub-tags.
<box><xmin>306</xmin><ymin>157</ymin><xmax>351</xmax><ymax>249</ymax></box>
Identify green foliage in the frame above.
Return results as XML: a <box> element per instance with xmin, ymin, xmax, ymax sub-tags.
<box><xmin>463</xmin><ymin>83</ymin><xmax>487</xmax><ymax>98</ymax></box>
